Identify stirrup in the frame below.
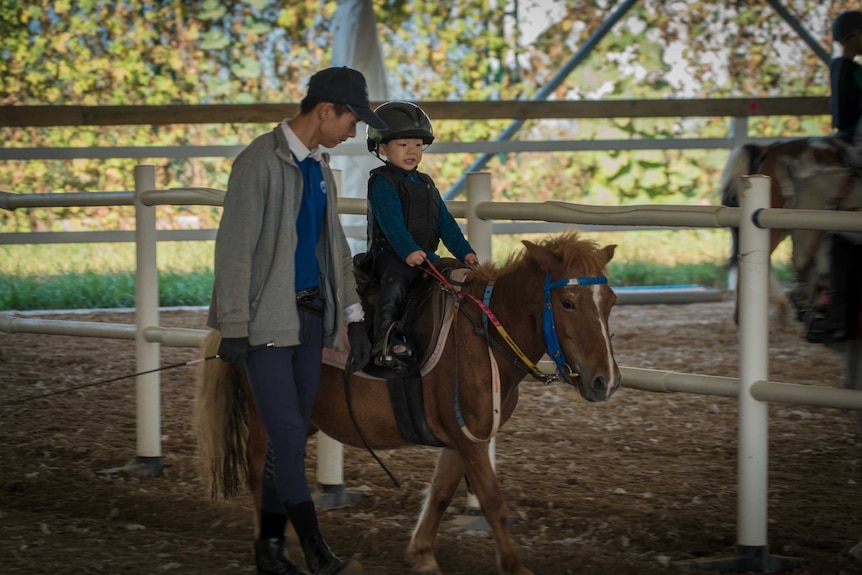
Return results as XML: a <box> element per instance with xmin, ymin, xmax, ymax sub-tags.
<box><xmin>375</xmin><ymin>325</ymin><xmax>414</xmax><ymax>360</ymax></box>
<box><xmin>372</xmin><ymin>326</ymin><xmax>416</xmax><ymax>376</ymax></box>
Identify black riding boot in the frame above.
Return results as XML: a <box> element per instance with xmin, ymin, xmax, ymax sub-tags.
<box><xmin>371</xmin><ymin>270</ymin><xmax>411</xmax><ymax>364</ymax></box>
<box><xmin>254</xmin><ymin>537</ymin><xmax>310</xmax><ymax>575</ymax></box>
<box><xmin>289</xmin><ymin>501</ymin><xmax>362</xmax><ymax>575</ymax></box>
<box><xmin>300</xmin><ymin>533</ymin><xmax>362</xmax><ymax>575</ymax></box>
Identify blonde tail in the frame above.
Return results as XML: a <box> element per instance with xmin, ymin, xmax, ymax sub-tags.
<box><xmin>193</xmin><ymin>329</ymin><xmax>249</xmax><ymax>500</ymax></box>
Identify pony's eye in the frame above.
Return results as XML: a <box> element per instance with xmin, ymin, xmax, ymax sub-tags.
<box><xmin>561</xmin><ymin>299</ymin><xmax>575</xmax><ymax>310</ymax></box>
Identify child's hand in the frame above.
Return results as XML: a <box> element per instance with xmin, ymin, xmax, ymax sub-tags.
<box><xmin>405</xmin><ymin>250</ymin><xmax>427</xmax><ymax>267</ymax></box>
<box><xmin>464</xmin><ymin>253</ymin><xmax>479</xmax><ymax>268</ymax></box>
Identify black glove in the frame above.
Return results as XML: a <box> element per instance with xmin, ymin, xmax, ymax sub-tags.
<box><xmin>347</xmin><ymin>321</ymin><xmax>371</xmax><ymax>371</ymax></box>
<box><xmin>217</xmin><ymin>336</ymin><xmax>250</xmax><ymax>364</ymax></box>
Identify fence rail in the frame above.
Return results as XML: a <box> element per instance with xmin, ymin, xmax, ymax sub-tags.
<box><xmin>0</xmin><ymin>97</ymin><xmax>831</xmax><ymax>127</ymax></box>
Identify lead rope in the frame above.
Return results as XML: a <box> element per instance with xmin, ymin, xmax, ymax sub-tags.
<box><xmin>343</xmin><ymin>355</ymin><xmax>401</xmax><ymax>488</ymax></box>
<box><xmin>421</xmin><ymin>263</ymin><xmax>555</xmax><ymax>384</ymax></box>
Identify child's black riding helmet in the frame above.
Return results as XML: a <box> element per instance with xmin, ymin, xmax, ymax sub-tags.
<box><xmin>366</xmin><ymin>101</ymin><xmax>434</xmax><ymax>153</ymax></box>
<box><xmin>833</xmin><ymin>10</ymin><xmax>862</xmax><ymax>42</ymax></box>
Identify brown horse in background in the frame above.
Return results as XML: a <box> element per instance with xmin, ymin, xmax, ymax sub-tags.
<box><xmin>721</xmin><ymin>139</ymin><xmax>862</xmax><ymax>432</ymax></box>
<box><xmin>194</xmin><ymin>233</ymin><xmax>622</xmax><ymax>575</ymax></box>
<box><xmin>719</xmin><ymin>137</ymin><xmax>847</xmax><ymax>322</ymax></box>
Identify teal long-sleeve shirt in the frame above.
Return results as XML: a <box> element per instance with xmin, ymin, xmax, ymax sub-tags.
<box><xmin>368</xmin><ymin>168</ymin><xmax>476</xmax><ymax>263</ymax></box>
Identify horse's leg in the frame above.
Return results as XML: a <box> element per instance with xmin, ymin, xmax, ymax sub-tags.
<box><xmin>406</xmin><ymin>447</ymin><xmax>465</xmax><ymax>575</ymax></box>
<box><xmin>458</xmin><ymin>443</ymin><xmax>533</xmax><ymax>575</ymax></box>
<box><xmin>769</xmin><ymin>228</ymin><xmax>791</xmax><ymax>325</ymax></box>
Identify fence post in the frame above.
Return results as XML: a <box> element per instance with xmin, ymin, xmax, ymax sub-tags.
<box><xmin>315</xmin><ymin>167</ymin><xmax>361</xmax><ymax>509</ymax></box>
<box><xmin>466</xmin><ymin>171</ymin><xmax>492</xmax><ymax>262</ymax></box>
<box><xmin>674</xmin><ymin>174</ymin><xmax>804</xmax><ymax>572</ymax></box>
<box><xmin>733</xmin><ymin>175</ymin><xmax>803</xmax><ymax>569</ymax></box>
<box><xmin>133</xmin><ymin>164</ymin><xmax>163</xmax><ymax>476</ymax></box>
<box><xmin>315</xmin><ymin>431</ymin><xmax>361</xmax><ymax>509</ymax></box>
<box><xmin>458</xmin><ymin>172</ymin><xmax>499</xmax><ymax>523</ymax></box>
<box><xmin>729</xmin><ymin>116</ymin><xmax>749</xmax><ymax>151</ymax></box>
<box><xmin>737</xmin><ymin>174</ymin><xmax>771</xmax><ymax>551</ymax></box>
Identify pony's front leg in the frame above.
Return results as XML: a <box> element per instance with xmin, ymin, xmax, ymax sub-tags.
<box><xmin>459</xmin><ymin>442</ymin><xmax>534</xmax><ymax>575</ymax></box>
<box><xmin>407</xmin><ymin>447</ymin><xmax>465</xmax><ymax>575</ymax></box>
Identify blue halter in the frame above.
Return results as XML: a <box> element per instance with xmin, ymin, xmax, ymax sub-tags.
<box><xmin>543</xmin><ymin>273</ymin><xmax>608</xmax><ymax>384</ymax></box>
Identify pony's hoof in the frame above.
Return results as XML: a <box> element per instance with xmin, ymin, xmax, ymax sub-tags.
<box><xmin>407</xmin><ymin>550</ymin><xmax>441</xmax><ymax>575</ymax></box>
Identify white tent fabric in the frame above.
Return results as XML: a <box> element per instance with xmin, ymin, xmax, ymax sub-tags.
<box><xmin>331</xmin><ymin>0</ymin><xmax>388</xmax><ymax>101</ymax></box>
<box><xmin>330</xmin><ymin>0</ymin><xmax>390</xmax><ymax>254</ymax></box>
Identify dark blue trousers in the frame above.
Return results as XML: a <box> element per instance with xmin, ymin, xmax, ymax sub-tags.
<box><xmin>244</xmin><ymin>306</ymin><xmax>323</xmax><ymax>514</ymax></box>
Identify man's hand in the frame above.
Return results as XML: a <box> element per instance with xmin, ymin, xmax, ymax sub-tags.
<box><xmin>464</xmin><ymin>253</ymin><xmax>479</xmax><ymax>268</ymax></box>
<box><xmin>347</xmin><ymin>322</ymin><xmax>371</xmax><ymax>371</ymax></box>
<box><xmin>217</xmin><ymin>336</ymin><xmax>250</xmax><ymax>364</ymax></box>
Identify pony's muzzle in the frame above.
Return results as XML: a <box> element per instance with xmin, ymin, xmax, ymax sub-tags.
<box><xmin>579</xmin><ymin>371</ymin><xmax>621</xmax><ymax>402</ymax></box>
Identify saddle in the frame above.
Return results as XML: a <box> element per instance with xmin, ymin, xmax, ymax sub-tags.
<box><xmin>351</xmin><ymin>254</ymin><xmax>470</xmax><ymax>446</ymax></box>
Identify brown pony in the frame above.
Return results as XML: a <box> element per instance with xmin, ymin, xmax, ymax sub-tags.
<box><xmin>719</xmin><ymin>137</ymin><xmax>848</xmax><ymax>322</ymax></box>
<box><xmin>194</xmin><ymin>232</ymin><xmax>622</xmax><ymax>575</ymax></box>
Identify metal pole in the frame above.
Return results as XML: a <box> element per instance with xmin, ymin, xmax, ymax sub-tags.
<box><xmin>766</xmin><ymin>0</ymin><xmax>830</xmax><ymax>64</ymax></box>
<box><xmin>443</xmin><ymin>0</ymin><xmax>640</xmax><ymax>200</ymax></box>
<box><xmin>134</xmin><ymin>165</ymin><xmax>163</xmax><ymax>474</ymax></box>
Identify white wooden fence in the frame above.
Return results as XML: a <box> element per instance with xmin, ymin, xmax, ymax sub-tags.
<box><xmin>2</xmin><ymin>166</ymin><xmax>862</xmax><ymax>570</ymax></box>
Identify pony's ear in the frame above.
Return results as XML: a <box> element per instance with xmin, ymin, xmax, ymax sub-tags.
<box><xmin>602</xmin><ymin>244</ymin><xmax>617</xmax><ymax>264</ymax></box>
<box><xmin>522</xmin><ymin>240</ymin><xmax>560</xmax><ymax>273</ymax></box>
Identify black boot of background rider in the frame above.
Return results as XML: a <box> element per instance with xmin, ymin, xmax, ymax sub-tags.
<box><xmin>288</xmin><ymin>501</ymin><xmax>362</xmax><ymax>575</ymax></box>
<box><xmin>371</xmin><ymin>268</ymin><xmax>411</xmax><ymax>363</ymax></box>
<box><xmin>807</xmin><ymin>235</ymin><xmax>851</xmax><ymax>344</ymax></box>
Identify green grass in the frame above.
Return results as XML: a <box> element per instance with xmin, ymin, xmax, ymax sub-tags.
<box><xmin>1</xmin><ymin>242</ymin><xmax>215</xmax><ymax>311</ymax></box>
<box><xmin>0</xmin><ymin>234</ymin><xmax>796</xmax><ymax>311</ymax></box>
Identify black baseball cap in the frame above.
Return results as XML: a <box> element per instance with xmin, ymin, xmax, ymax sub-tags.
<box><xmin>307</xmin><ymin>67</ymin><xmax>388</xmax><ymax>130</ymax></box>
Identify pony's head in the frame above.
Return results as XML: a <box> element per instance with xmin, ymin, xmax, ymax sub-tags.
<box><xmin>522</xmin><ymin>233</ymin><xmax>621</xmax><ymax>402</ymax></box>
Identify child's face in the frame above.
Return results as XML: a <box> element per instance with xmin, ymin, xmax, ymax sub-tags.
<box><xmin>380</xmin><ymin>138</ymin><xmax>424</xmax><ymax>171</ymax></box>
<box><xmin>843</xmin><ymin>29</ymin><xmax>862</xmax><ymax>55</ymax></box>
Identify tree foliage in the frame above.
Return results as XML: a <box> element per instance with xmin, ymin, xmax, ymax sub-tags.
<box><xmin>0</xmin><ymin>0</ymin><xmax>855</xmax><ymax>232</ymax></box>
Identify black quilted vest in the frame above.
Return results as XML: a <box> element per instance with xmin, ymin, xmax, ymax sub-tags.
<box><xmin>366</xmin><ymin>165</ymin><xmax>441</xmax><ymax>256</ymax></box>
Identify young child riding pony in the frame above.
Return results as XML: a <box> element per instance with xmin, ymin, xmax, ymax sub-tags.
<box><xmin>364</xmin><ymin>101</ymin><xmax>479</xmax><ymax>374</ymax></box>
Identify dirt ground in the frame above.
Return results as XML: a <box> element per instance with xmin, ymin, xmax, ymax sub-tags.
<box><xmin>1</xmin><ymin>297</ymin><xmax>860</xmax><ymax>575</ymax></box>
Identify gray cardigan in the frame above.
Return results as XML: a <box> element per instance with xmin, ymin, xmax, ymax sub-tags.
<box><xmin>207</xmin><ymin>125</ymin><xmax>360</xmax><ymax>349</ymax></box>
